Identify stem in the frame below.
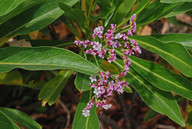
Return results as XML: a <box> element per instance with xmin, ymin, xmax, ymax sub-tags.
<box><xmin>94</xmin><ymin>55</ymin><xmax>99</xmax><ymax>67</ymax></box>
<box><xmin>84</xmin><ymin>51</ymin><xmax>87</xmax><ymax>59</ymax></box>
<box><xmin>88</xmin><ymin>0</ymin><xmax>94</xmax><ymax>17</ymax></box>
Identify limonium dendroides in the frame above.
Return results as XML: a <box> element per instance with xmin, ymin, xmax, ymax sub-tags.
<box><xmin>74</xmin><ymin>14</ymin><xmax>141</xmax><ymax>117</ymax></box>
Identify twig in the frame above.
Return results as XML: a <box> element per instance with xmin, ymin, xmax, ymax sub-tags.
<box><xmin>129</xmin><ymin>91</ymin><xmax>142</xmax><ymax>129</ymax></box>
<box><xmin>117</xmin><ymin>94</ymin><xmax>132</xmax><ymax>129</ymax></box>
<box><xmin>59</xmin><ymin>99</ymin><xmax>70</xmax><ymax>129</ymax></box>
<box><xmin>100</xmin><ymin>121</ymin><xmax>104</xmax><ymax>129</ymax></box>
<box><xmin>98</xmin><ymin>113</ymin><xmax>121</xmax><ymax>129</ymax></box>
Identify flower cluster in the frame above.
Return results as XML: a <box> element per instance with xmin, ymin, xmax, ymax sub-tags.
<box><xmin>74</xmin><ymin>14</ymin><xmax>141</xmax><ymax>117</ymax></box>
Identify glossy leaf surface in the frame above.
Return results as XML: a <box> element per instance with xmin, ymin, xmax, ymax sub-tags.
<box><xmin>118</xmin><ymin>0</ymin><xmax>150</xmax><ymax>27</ymax></box>
<box><xmin>152</xmin><ymin>33</ymin><xmax>192</xmax><ymax>49</ymax></box>
<box><xmin>161</xmin><ymin>0</ymin><xmax>192</xmax><ymax>3</ymax></box>
<box><xmin>75</xmin><ymin>72</ymin><xmax>91</xmax><ymax>92</ymax></box>
<box><xmin>116</xmin><ymin>50</ymin><xmax>192</xmax><ymax>100</ymax></box>
<box><xmin>0</xmin><ymin>0</ymin><xmax>45</xmax><ymax>24</ymax></box>
<box><xmin>136</xmin><ymin>1</ymin><xmax>180</xmax><ymax>26</ymax></box>
<box><xmin>0</xmin><ymin>0</ymin><xmax>24</xmax><ymax>16</ymax></box>
<box><xmin>130</xmin><ymin>56</ymin><xmax>192</xmax><ymax>100</ymax></box>
<box><xmin>166</xmin><ymin>2</ymin><xmax>192</xmax><ymax>17</ymax></box>
<box><xmin>114</xmin><ymin>59</ymin><xmax>185</xmax><ymax>126</ymax></box>
<box><xmin>72</xmin><ymin>91</ymin><xmax>99</xmax><ymax>129</ymax></box>
<box><xmin>111</xmin><ymin>0</ymin><xmax>136</xmax><ymax>25</ymax></box>
<box><xmin>0</xmin><ymin>0</ymin><xmax>79</xmax><ymax>40</ymax></box>
<box><xmin>131</xmin><ymin>35</ymin><xmax>192</xmax><ymax>77</ymax></box>
<box><xmin>0</xmin><ymin>1</ymin><xmax>62</xmax><ymax>39</ymax></box>
<box><xmin>38</xmin><ymin>70</ymin><xmax>73</xmax><ymax>105</ymax></box>
<box><xmin>0</xmin><ymin>111</ymin><xmax>19</xmax><ymax>129</ymax></box>
<box><xmin>0</xmin><ymin>107</ymin><xmax>41</xmax><ymax>129</ymax></box>
<box><xmin>0</xmin><ymin>47</ymin><xmax>99</xmax><ymax>75</ymax></box>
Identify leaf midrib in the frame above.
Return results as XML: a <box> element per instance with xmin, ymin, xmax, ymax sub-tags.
<box><xmin>114</xmin><ymin>61</ymin><xmax>181</xmax><ymax>121</ymax></box>
<box><xmin>0</xmin><ymin>62</ymin><xmax>96</xmax><ymax>74</ymax></box>
<box><xmin>1</xmin><ymin>7</ymin><xmax>61</xmax><ymax>39</ymax></box>
<box><xmin>44</xmin><ymin>70</ymin><xmax>70</xmax><ymax>103</ymax></box>
<box><xmin>85</xmin><ymin>89</ymin><xmax>92</xmax><ymax>129</ymax></box>
<box><xmin>128</xmin><ymin>71</ymin><xmax>181</xmax><ymax>121</ymax></box>
<box><xmin>134</xmin><ymin>39</ymin><xmax>192</xmax><ymax>69</ymax></box>
<box><xmin>130</xmin><ymin>58</ymin><xmax>192</xmax><ymax>93</ymax></box>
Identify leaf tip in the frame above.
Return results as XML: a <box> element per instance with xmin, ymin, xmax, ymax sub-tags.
<box><xmin>42</xmin><ymin>100</ymin><xmax>47</xmax><ymax>107</ymax></box>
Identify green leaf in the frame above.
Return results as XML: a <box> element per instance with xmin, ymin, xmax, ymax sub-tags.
<box><xmin>57</xmin><ymin>0</ymin><xmax>80</xmax><ymax>6</ymax></box>
<box><xmin>92</xmin><ymin>0</ymin><xmax>115</xmax><ymax>21</ymax></box>
<box><xmin>58</xmin><ymin>15</ymin><xmax>81</xmax><ymax>38</ymax></box>
<box><xmin>166</xmin><ymin>2</ymin><xmax>192</xmax><ymax>17</ymax></box>
<box><xmin>124</xmin><ymin>86</ymin><xmax>132</xmax><ymax>93</ymax></box>
<box><xmin>161</xmin><ymin>0</ymin><xmax>192</xmax><ymax>3</ymax></box>
<box><xmin>136</xmin><ymin>1</ymin><xmax>180</xmax><ymax>26</ymax></box>
<box><xmin>0</xmin><ymin>71</ymin><xmax>23</xmax><ymax>85</ymax></box>
<box><xmin>38</xmin><ymin>70</ymin><xmax>73</xmax><ymax>106</ymax></box>
<box><xmin>111</xmin><ymin>0</ymin><xmax>136</xmax><ymax>25</ymax></box>
<box><xmin>0</xmin><ymin>0</ymin><xmax>79</xmax><ymax>40</ymax></box>
<box><xmin>29</xmin><ymin>39</ymin><xmax>74</xmax><ymax>47</ymax></box>
<box><xmin>131</xmin><ymin>35</ymin><xmax>192</xmax><ymax>77</ymax></box>
<box><xmin>131</xmin><ymin>56</ymin><xmax>192</xmax><ymax>100</ymax></box>
<box><xmin>58</xmin><ymin>2</ymin><xmax>86</xmax><ymax>31</ymax></box>
<box><xmin>26</xmin><ymin>80</ymin><xmax>46</xmax><ymax>90</ymax></box>
<box><xmin>152</xmin><ymin>33</ymin><xmax>192</xmax><ymax>49</ymax></box>
<box><xmin>113</xmin><ymin>59</ymin><xmax>185</xmax><ymax>127</ymax></box>
<box><xmin>72</xmin><ymin>90</ymin><xmax>99</xmax><ymax>129</ymax></box>
<box><xmin>0</xmin><ymin>107</ymin><xmax>41</xmax><ymax>129</ymax></box>
<box><xmin>0</xmin><ymin>47</ymin><xmax>99</xmax><ymax>75</ymax></box>
<box><xmin>0</xmin><ymin>71</ymin><xmax>45</xmax><ymax>90</ymax></box>
<box><xmin>0</xmin><ymin>1</ymin><xmax>62</xmax><ymax>40</ymax></box>
<box><xmin>0</xmin><ymin>0</ymin><xmax>45</xmax><ymax>24</ymax></box>
<box><xmin>116</xmin><ymin>50</ymin><xmax>192</xmax><ymax>100</ymax></box>
<box><xmin>144</xmin><ymin>110</ymin><xmax>158</xmax><ymax>122</ymax></box>
<box><xmin>0</xmin><ymin>0</ymin><xmax>25</xmax><ymax>16</ymax></box>
<box><xmin>118</xmin><ymin>0</ymin><xmax>151</xmax><ymax>27</ymax></box>
<box><xmin>75</xmin><ymin>72</ymin><xmax>91</xmax><ymax>92</ymax></box>
<box><xmin>101</xmin><ymin>60</ymin><xmax>120</xmax><ymax>74</ymax></box>
<box><xmin>130</xmin><ymin>0</ymin><xmax>151</xmax><ymax>17</ymax></box>
<box><xmin>0</xmin><ymin>111</ymin><xmax>19</xmax><ymax>129</ymax></box>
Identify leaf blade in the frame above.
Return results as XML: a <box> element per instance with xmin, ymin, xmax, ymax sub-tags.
<box><xmin>0</xmin><ymin>108</ymin><xmax>41</xmax><ymax>129</ymax></box>
<box><xmin>75</xmin><ymin>72</ymin><xmax>91</xmax><ymax>92</ymax></box>
<box><xmin>72</xmin><ymin>90</ymin><xmax>99</xmax><ymax>129</ymax></box>
<box><xmin>38</xmin><ymin>69</ymin><xmax>73</xmax><ymax>105</ymax></box>
<box><xmin>152</xmin><ymin>33</ymin><xmax>192</xmax><ymax>49</ymax></box>
<box><xmin>114</xmin><ymin>59</ymin><xmax>185</xmax><ymax>127</ymax></box>
<box><xmin>116</xmin><ymin>50</ymin><xmax>192</xmax><ymax>100</ymax></box>
<box><xmin>0</xmin><ymin>0</ymin><xmax>45</xmax><ymax>24</ymax></box>
<box><xmin>130</xmin><ymin>56</ymin><xmax>192</xmax><ymax>100</ymax></box>
<box><xmin>0</xmin><ymin>47</ymin><xmax>99</xmax><ymax>75</ymax></box>
<box><xmin>136</xmin><ymin>1</ymin><xmax>180</xmax><ymax>26</ymax></box>
<box><xmin>131</xmin><ymin>35</ymin><xmax>192</xmax><ymax>77</ymax></box>
<box><xmin>161</xmin><ymin>0</ymin><xmax>192</xmax><ymax>3</ymax></box>
<box><xmin>166</xmin><ymin>2</ymin><xmax>192</xmax><ymax>17</ymax></box>
<box><xmin>0</xmin><ymin>111</ymin><xmax>19</xmax><ymax>129</ymax></box>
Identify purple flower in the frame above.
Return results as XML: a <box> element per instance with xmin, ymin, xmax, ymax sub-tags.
<box><xmin>108</xmin><ymin>49</ymin><xmax>116</xmax><ymax>63</ymax></box>
<box><xmin>76</xmin><ymin>14</ymin><xmax>141</xmax><ymax>117</ymax></box>
<box><xmin>82</xmin><ymin>109</ymin><xmax>90</xmax><ymax>117</ymax></box>
<box><xmin>90</xmin><ymin>75</ymin><xmax>97</xmax><ymax>82</ymax></box>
